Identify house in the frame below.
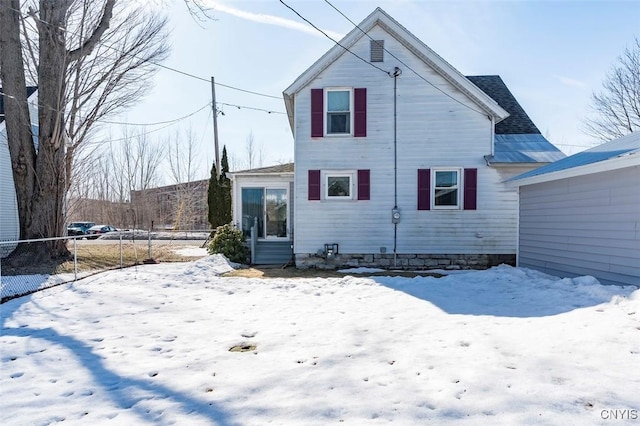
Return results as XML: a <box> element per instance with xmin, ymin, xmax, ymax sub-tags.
<box><xmin>232</xmin><ymin>8</ymin><xmax>564</xmax><ymax>269</ymax></box>
<box><xmin>0</xmin><ymin>87</ymin><xmax>38</xmax><ymax>255</ymax></box>
<box><xmin>508</xmin><ymin>132</ymin><xmax>640</xmax><ymax>286</ymax></box>
<box><xmin>228</xmin><ymin>163</ymin><xmax>294</xmax><ymax>264</ymax></box>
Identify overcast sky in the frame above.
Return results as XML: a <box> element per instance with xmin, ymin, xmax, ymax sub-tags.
<box><xmin>111</xmin><ymin>0</ymin><xmax>640</xmax><ymax>181</ymax></box>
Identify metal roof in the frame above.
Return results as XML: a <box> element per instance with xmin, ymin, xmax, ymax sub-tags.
<box><xmin>466</xmin><ymin>76</ymin><xmax>565</xmax><ymax>165</ymax></box>
<box><xmin>487</xmin><ymin>134</ymin><xmax>566</xmax><ymax>164</ymax></box>
<box><xmin>509</xmin><ymin>132</ymin><xmax>640</xmax><ymax>181</ymax></box>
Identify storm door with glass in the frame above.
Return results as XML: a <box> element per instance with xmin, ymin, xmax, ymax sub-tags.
<box><xmin>241</xmin><ymin>187</ymin><xmax>288</xmax><ymax>239</ymax></box>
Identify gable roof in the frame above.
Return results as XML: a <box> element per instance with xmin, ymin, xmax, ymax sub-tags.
<box><xmin>0</xmin><ymin>86</ymin><xmax>38</xmax><ymax>125</ymax></box>
<box><xmin>508</xmin><ymin>132</ymin><xmax>640</xmax><ymax>186</ymax></box>
<box><xmin>283</xmin><ymin>7</ymin><xmax>509</xmax><ymax>130</ymax></box>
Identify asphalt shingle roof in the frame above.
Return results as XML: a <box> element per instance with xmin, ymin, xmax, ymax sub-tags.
<box><xmin>466</xmin><ymin>75</ymin><xmax>540</xmax><ymax>135</ymax></box>
<box><xmin>466</xmin><ymin>76</ymin><xmax>565</xmax><ymax>164</ymax></box>
<box><xmin>231</xmin><ymin>163</ymin><xmax>294</xmax><ymax>174</ymax></box>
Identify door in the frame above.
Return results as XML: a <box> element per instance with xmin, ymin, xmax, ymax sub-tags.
<box><xmin>241</xmin><ymin>188</ymin><xmax>264</xmax><ymax>238</ymax></box>
<box><xmin>265</xmin><ymin>188</ymin><xmax>287</xmax><ymax>238</ymax></box>
<box><xmin>241</xmin><ymin>187</ymin><xmax>288</xmax><ymax>239</ymax></box>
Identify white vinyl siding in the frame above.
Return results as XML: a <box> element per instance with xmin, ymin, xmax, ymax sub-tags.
<box><xmin>293</xmin><ymin>25</ymin><xmax>532</xmax><ymax>256</ymax></box>
<box><xmin>518</xmin><ymin>166</ymin><xmax>640</xmax><ymax>286</ymax></box>
<box><xmin>0</xmin><ymin>93</ymin><xmax>37</xmax><ymax>253</ymax></box>
<box><xmin>0</xmin><ymin>126</ymin><xmax>20</xmax><ymax>248</ymax></box>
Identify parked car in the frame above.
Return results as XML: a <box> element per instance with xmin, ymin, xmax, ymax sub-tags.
<box><xmin>86</xmin><ymin>225</ymin><xmax>118</xmax><ymax>239</ymax></box>
<box><xmin>67</xmin><ymin>221</ymin><xmax>95</xmax><ymax>236</ymax></box>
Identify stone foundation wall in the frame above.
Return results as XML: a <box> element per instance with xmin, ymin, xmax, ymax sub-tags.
<box><xmin>295</xmin><ymin>253</ymin><xmax>516</xmax><ymax>270</ymax></box>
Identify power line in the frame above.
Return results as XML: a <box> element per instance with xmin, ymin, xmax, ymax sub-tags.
<box><xmin>98</xmin><ymin>103</ymin><xmax>212</xmax><ymax>126</ymax></box>
<box><xmin>215</xmin><ymin>82</ymin><xmax>281</xmax><ymax>100</ymax></box>
<box><xmin>218</xmin><ymin>102</ymin><xmax>286</xmax><ymax>115</ymax></box>
<box><xmin>321</xmin><ymin>0</ymin><xmax>486</xmax><ymax>117</ymax></box>
<box><xmin>9</xmin><ymin>5</ymin><xmax>282</xmax><ymax>100</ymax></box>
<box><xmin>279</xmin><ymin>0</ymin><xmax>390</xmax><ymax>76</ymax></box>
<box><xmin>0</xmin><ymin>90</ymin><xmax>213</xmax><ymax>127</ymax></box>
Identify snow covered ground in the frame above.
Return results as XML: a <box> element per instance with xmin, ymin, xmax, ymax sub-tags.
<box><xmin>1</xmin><ymin>256</ymin><xmax>639</xmax><ymax>425</ymax></box>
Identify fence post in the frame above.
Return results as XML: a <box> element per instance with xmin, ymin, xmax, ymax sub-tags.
<box><xmin>142</xmin><ymin>229</ymin><xmax>157</xmax><ymax>264</ymax></box>
<box><xmin>119</xmin><ymin>232</ymin><xmax>123</xmax><ymax>269</ymax></box>
<box><xmin>73</xmin><ymin>237</ymin><xmax>78</xmax><ymax>281</ymax></box>
<box><xmin>148</xmin><ymin>229</ymin><xmax>152</xmax><ymax>260</ymax></box>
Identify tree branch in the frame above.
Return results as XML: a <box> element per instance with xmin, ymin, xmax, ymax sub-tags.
<box><xmin>66</xmin><ymin>0</ymin><xmax>115</xmax><ymax>63</ymax></box>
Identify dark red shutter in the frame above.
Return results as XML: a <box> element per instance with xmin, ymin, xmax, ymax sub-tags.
<box><xmin>311</xmin><ymin>89</ymin><xmax>324</xmax><ymax>138</ymax></box>
<box><xmin>417</xmin><ymin>169</ymin><xmax>430</xmax><ymax>210</ymax></box>
<box><xmin>308</xmin><ymin>170</ymin><xmax>321</xmax><ymax>200</ymax></box>
<box><xmin>357</xmin><ymin>169</ymin><xmax>370</xmax><ymax>200</ymax></box>
<box><xmin>463</xmin><ymin>168</ymin><xmax>477</xmax><ymax>210</ymax></box>
<box><xmin>354</xmin><ymin>88</ymin><xmax>367</xmax><ymax>137</ymax></box>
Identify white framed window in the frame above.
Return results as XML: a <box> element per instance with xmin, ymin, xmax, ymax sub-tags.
<box><xmin>323</xmin><ymin>170</ymin><xmax>355</xmax><ymax>200</ymax></box>
<box><xmin>432</xmin><ymin>169</ymin><xmax>461</xmax><ymax>209</ymax></box>
<box><xmin>325</xmin><ymin>88</ymin><xmax>352</xmax><ymax>135</ymax></box>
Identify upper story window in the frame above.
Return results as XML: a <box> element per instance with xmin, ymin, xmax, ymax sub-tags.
<box><xmin>433</xmin><ymin>169</ymin><xmax>460</xmax><ymax>208</ymax></box>
<box><xmin>311</xmin><ymin>88</ymin><xmax>366</xmax><ymax>138</ymax></box>
<box><xmin>326</xmin><ymin>89</ymin><xmax>352</xmax><ymax>135</ymax></box>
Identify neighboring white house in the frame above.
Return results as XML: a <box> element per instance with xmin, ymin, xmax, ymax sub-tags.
<box><xmin>0</xmin><ymin>87</ymin><xmax>38</xmax><ymax>255</ymax></box>
<box><xmin>508</xmin><ymin>132</ymin><xmax>640</xmax><ymax>286</ymax></box>
<box><xmin>275</xmin><ymin>7</ymin><xmax>564</xmax><ymax>269</ymax></box>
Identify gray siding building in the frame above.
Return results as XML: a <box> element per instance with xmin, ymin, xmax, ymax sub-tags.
<box><xmin>509</xmin><ymin>132</ymin><xmax>640</xmax><ymax>286</ymax></box>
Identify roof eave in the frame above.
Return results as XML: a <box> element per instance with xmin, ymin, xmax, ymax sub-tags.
<box><xmin>507</xmin><ymin>152</ymin><xmax>640</xmax><ymax>187</ymax></box>
<box><xmin>283</xmin><ymin>93</ymin><xmax>295</xmax><ymax>133</ymax></box>
<box><xmin>228</xmin><ymin>171</ymin><xmax>294</xmax><ymax>179</ymax></box>
<box><xmin>487</xmin><ymin>159</ymin><xmax>553</xmax><ymax>167</ymax></box>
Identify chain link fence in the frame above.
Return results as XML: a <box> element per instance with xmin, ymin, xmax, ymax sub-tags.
<box><xmin>1</xmin><ymin>230</ymin><xmax>211</xmax><ymax>303</ymax></box>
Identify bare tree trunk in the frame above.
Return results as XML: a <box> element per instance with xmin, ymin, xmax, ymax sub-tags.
<box><xmin>2</xmin><ymin>0</ymin><xmax>168</xmax><ymax>263</ymax></box>
<box><xmin>168</xmin><ymin>129</ymin><xmax>203</xmax><ymax>230</ymax></box>
<box><xmin>0</xmin><ymin>0</ymin><xmax>36</xmax><ymax>239</ymax></box>
<box><xmin>30</xmin><ymin>0</ymin><xmax>71</xmax><ymax>255</ymax></box>
<box><xmin>245</xmin><ymin>131</ymin><xmax>255</xmax><ymax>170</ymax></box>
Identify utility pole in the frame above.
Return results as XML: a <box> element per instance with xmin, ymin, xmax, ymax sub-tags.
<box><xmin>211</xmin><ymin>76</ymin><xmax>220</xmax><ymax>177</ymax></box>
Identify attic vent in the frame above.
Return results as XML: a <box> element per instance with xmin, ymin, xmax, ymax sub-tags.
<box><xmin>370</xmin><ymin>40</ymin><xmax>384</xmax><ymax>62</ymax></box>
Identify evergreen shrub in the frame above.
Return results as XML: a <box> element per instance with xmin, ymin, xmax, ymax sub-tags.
<box><xmin>207</xmin><ymin>224</ymin><xmax>248</xmax><ymax>264</ymax></box>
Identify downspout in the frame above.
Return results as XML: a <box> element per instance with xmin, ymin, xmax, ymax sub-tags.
<box><xmin>392</xmin><ymin>67</ymin><xmax>402</xmax><ymax>267</ymax></box>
